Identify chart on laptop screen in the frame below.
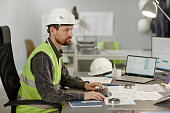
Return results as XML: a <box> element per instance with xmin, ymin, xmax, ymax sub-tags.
<box><xmin>126</xmin><ymin>56</ymin><xmax>156</xmax><ymax>77</ymax></box>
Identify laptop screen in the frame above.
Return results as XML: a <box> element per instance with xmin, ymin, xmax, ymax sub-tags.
<box><xmin>125</xmin><ymin>55</ymin><xmax>156</xmax><ymax>78</ymax></box>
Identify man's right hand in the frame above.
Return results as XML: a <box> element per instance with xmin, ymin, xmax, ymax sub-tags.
<box><xmin>84</xmin><ymin>91</ymin><xmax>105</xmax><ymax>101</ymax></box>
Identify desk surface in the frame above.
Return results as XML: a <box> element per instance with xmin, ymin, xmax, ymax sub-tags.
<box><xmin>62</xmin><ymin>100</ymin><xmax>170</xmax><ymax>113</ymax></box>
<box><xmin>61</xmin><ymin>72</ymin><xmax>170</xmax><ymax>113</ymax></box>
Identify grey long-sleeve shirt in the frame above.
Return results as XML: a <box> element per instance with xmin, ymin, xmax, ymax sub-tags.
<box><xmin>30</xmin><ymin>38</ymin><xmax>86</xmax><ymax>103</ymax></box>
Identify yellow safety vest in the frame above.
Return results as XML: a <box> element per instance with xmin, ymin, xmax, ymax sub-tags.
<box><xmin>16</xmin><ymin>42</ymin><xmax>62</xmax><ymax>113</ymax></box>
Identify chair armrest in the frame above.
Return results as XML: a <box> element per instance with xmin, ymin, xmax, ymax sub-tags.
<box><xmin>4</xmin><ymin>100</ymin><xmax>62</xmax><ymax>112</ymax></box>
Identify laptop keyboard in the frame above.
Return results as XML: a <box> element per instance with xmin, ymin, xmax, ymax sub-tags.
<box><xmin>116</xmin><ymin>76</ymin><xmax>153</xmax><ymax>83</ymax></box>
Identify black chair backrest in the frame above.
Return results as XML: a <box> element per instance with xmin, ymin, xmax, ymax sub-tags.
<box><xmin>0</xmin><ymin>26</ymin><xmax>62</xmax><ymax>113</ymax></box>
<box><xmin>0</xmin><ymin>28</ymin><xmax>3</xmax><ymax>47</ymax></box>
<box><xmin>0</xmin><ymin>26</ymin><xmax>20</xmax><ymax>102</ymax></box>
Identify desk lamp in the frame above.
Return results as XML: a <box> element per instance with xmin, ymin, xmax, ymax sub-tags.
<box><xmin>141</xmin><ymin>0</ymin><xmax>170</xmax><ymax>21</ymax></box>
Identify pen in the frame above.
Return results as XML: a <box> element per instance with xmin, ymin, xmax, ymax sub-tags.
<box><xmin>120</xmin><ymin>63</ymin><xmax>122</xmax><ymax>69</ymax></box>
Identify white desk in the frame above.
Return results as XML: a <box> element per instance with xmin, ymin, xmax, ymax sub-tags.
<box><xmin>63</xmin><ymin>50</ymin><xmax>151</xmax><ymax>72</ymax></box>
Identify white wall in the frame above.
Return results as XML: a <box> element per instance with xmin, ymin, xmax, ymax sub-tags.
<box><xmin>0</xmin><ymin>0</ymin><xmax>152</xmax><ymax>72</ymax></box>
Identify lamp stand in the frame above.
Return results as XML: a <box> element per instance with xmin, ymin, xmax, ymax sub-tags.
<box><xmin>154</xmin><ymin>0</ymin><xmax>170</xmax><ymax>21</ymax></box>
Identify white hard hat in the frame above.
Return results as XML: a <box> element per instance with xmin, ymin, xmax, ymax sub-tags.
<box><xmin>88</xmin><ymin>58</ymin><xmax>112</xmax><ymax>76</ymax></box>
<box><xmin>46</xmin><ymin>8</ymin><xmax>75</xmax><ymax>26</ymax></box>
<box><xmin>137</xmin><ymin>18</ymin><xmax>151</xmax><ymax>33</ymax></box>
<box><xmin>138</xmin><ymin>0</ymin><xmax>150</xmax><ymax>11</ymax></box>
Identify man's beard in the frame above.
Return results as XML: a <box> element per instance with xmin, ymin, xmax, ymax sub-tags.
<box><xmin>56</xmin><ymin>37</ymin><xmax>72</xmax><ymax>46</ymax></box>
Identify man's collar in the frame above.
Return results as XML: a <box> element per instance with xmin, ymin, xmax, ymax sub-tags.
<box><xmin>46</xmin><ymin>37</ymin><xmax>63</xmax><ymax>58</ymax></box>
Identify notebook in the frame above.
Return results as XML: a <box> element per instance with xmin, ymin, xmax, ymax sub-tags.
<box><xmin>69</xmin><ymin>100</ymin><xmax>102</xmax><ymax>107</ymax></box>
<box><xmin>116</xmin><ymin>55</ymin><xmax>157</xmax><ymax>83</ymax></box>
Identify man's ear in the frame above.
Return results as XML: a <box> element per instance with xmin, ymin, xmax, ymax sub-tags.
<box><xmin>49</xmin><ymin>27</ymin><xmax>56</xmax><ymax>35</ymax></box>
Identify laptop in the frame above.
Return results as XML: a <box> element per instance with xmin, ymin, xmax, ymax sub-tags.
<box><xmin>116</xmin><ymin>55</ymin><xmax>157</xmax><ymax>83</ymax></box>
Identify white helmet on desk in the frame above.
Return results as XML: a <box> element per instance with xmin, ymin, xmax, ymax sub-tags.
<box><xmin>88</xmin><ymin>57</ymin><xmax>113</xmax><ymax>76</ymax></box>
<box><xmin>46</xmin><ymin>8</ymin><xmax>75</xmax><ymax>26</ymax></box>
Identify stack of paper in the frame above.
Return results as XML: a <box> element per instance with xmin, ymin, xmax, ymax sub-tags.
<box><xmin>107</xmin><ymin>84</ymin><xmax>164</xmax><ymax>101</ymax></box>
<box><xmin>104</xmin><ymin>84</ymin><xmax>165</xmax><ymax>105</ymax></box>
<box><xmin>104</xmin><ymin>94</ymin><xmax>136</xmax><ymax>105</ymax></box>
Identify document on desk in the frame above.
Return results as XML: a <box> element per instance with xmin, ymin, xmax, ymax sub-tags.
<box><xmin>135</xmin><ymin>84</ymin><xmax>166</xmax><ymax>92</ymax></box>
<box><xmin>81</xmin><ymin>77</ymin><xmax>112</xmax><ymax>84</ymax></box>
<box><xmin>69</xmin><ymin>100</ymin><xmax>102</xmax><ymax>107</ymax></box>
<box><xmin>128</xmin><ymin>91</ymin><xmax>163</xmax><ymax>100</ymax></box>
<box><xmin>107</xmin><ymin>86</ymin><xmax>137</xmax><ymax>93</ymax></box>
<box><xmin>107</xmin><ymin>85</ymin><xmax>163</xmax><ymax>100</ymax></box>
<box><xmin>104</xmin><ymin>94</ymin><xmax>136</xmax><ymax>105</ymax></box>
<box><xmin>107</xmin><ymin>84</ymin><xmax>165</xmax><ymax>93</ymax></box>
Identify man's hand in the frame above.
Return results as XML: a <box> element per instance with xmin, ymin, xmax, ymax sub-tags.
<box><xmin>84</xmin><ymin>91</ymin><xmax>105</xmax><ymax>101</ymax></box>
<box><xmin>84</xmin><ymin>82</ymin><xmax>104</xmax><ymax>91</ymax></box>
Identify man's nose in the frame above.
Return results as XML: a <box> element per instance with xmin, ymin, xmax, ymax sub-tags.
<box><xmin>68</xmin><ymin>30</ymin><xmax>73</xmax><ymax>37</ymax></box>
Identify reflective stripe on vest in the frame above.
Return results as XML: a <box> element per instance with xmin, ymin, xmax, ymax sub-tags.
<box><xmin>20</xmin><ymin>74</ymin><xmax>60</xmax><ymax>90</ymax></box>
<box><xmin>17</xmin><ymin>42</ymin><xmax>62</xmax><ymax>112</ymax></box>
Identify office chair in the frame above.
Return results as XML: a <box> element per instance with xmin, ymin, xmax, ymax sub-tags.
<box><xmin>0</xmin><ymin>26</ymin><xmax>62</xmax><ymax>113</ymax></box>
<box><xmin>25</xmin><ymin>39</ymin><xmax>35</xmax><ymax>58</ymax></box>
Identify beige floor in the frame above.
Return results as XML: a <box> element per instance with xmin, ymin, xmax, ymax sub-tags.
<box><xmin>0</xmin><ymin>86</ymin><xmax>10</xmax><ymax>113</ymax></box>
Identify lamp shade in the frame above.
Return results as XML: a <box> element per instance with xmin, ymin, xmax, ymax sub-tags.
<box><xmin>141</xmin><ymin>0</ymin><xmax>157</xmax><ymax>18</ymax></box>
<box><xmin>139</xmin><ymin>0</ymin><xmax>150</xmax><ymax>11</ymax></box>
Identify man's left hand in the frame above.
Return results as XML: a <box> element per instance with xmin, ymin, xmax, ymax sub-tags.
<box><xmin>84</xmin><ymin>82</ymin><xmax>104</xmax><ymax>91</ymax></box>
